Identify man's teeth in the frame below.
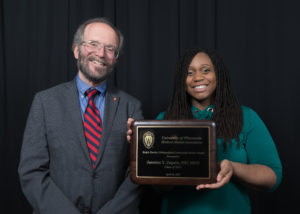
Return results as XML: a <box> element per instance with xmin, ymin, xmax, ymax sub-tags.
<box><xmin>92</xmin><ymin>60</ymin><xmax>104</xmax><ymax>65</ymax></box>
<box><xmin>195</xmin><ymin>85</ymin><xmax>206</xmax><ymax>89</ymax></box>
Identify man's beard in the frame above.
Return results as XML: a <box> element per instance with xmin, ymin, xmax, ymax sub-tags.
<box><xmin>77</xmin><ymin>50</ymin><xmax>115</xmax><ymax>85</ymax></box>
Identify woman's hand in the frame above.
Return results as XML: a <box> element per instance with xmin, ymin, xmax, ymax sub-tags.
<box><xmin>126</xmin><ymin>118</ymin><xmax>135</xmax><ymax>143</ymax></box>
<box><xmin>196</xmin><ymin>159</ymin><xmax>233</xmax><ymax>190</ymax></box>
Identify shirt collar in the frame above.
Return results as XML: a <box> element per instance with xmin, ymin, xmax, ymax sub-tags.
<box><xmin>76</xmin><ymin>74</ymin><xmax>107</xmax><ymax>96</ymax></box>
<box><xmin>191</xmin><ymin>104</ymin><xmax>214</xmax><ymax>119</ymax></box>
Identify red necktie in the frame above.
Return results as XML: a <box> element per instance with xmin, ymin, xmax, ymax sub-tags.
<box><xmin>83</xmin><ymin>88</ymin><xmax>102</xmax><ymax>168</ymax></box>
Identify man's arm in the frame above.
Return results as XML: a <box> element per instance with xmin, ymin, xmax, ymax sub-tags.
<box><xmin>18</xmin><ymin>93</ymin><xmax>81</xmax><ymax>214</ymax></box>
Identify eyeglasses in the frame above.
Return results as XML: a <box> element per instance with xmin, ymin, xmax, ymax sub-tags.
<box><xmin>80</xmin><ymin>40</ymin><xmax>119</xmax><ymax>59</ymax></box>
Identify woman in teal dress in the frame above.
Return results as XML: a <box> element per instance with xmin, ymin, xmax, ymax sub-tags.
<box><xmin>127</xmin><ymin>48</ymin><xmax>282</xmax><ymax>214</ymax></box>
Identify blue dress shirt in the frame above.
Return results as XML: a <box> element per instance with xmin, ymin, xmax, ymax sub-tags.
<box><xmin>76</xmin><ymin>75</ymin><xmax>106</xmax><ymax>122</ymax></box>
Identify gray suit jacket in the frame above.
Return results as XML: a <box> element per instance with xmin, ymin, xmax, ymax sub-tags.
<box><xmin>18</xmin><ymin>79</ymin><xmax>143</xmax><ymax>214</ymax></box>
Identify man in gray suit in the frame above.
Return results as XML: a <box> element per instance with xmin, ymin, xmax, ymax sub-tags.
<box><xmin>18</xmin><ymin>17</ymin><xmax>143</xmax><ymax>214</ymax></box>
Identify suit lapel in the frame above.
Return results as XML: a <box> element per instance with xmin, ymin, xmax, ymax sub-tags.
<box><xmin>66</xmin><ymin>79</ymin><xmax>92</xmax><ymax>166</ymax></box>
<box><xmin>95</xmin><ymin>87</ymin><xmax>119</xmax><ymax>167</ymax></box>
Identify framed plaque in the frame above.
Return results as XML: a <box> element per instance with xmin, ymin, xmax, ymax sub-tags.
<box><xmin>130</xmin><ymin>120</ymin><xmax>218</xmax><ymax>185</ymax></box>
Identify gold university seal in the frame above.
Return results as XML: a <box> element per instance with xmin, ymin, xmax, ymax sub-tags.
<box><xmin>143</xmin><ymin>131</ymin><xmax>155</xmax><ymax>149</ymax></box>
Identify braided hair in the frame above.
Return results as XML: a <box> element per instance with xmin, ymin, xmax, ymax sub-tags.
<box><xmin>164</xmin><ymin>48</ymin><xmax>243</xmax><ymax>149</ymax></box>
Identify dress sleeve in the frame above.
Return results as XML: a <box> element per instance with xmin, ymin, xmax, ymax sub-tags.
<box><xmin>242</xmin><ymin>106</ymin><xmax>282</xmax><ymax>191</ymax></box>
<box><xmin>156</xmin><ymin>112</ymin><xmax>166</xmax><ymax>120</ymax></box>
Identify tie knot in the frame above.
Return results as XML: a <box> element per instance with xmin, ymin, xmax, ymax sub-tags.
<box><xmin>85</xmin><ymin>88</ymin><xmax>99</xmax><ymax>99</ymax></box>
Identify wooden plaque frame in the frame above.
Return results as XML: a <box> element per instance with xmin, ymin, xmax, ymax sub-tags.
<box><xmin>130</xmin><ymin>120</ymin><xmax>218</xmax><ymax>185</ymax></box>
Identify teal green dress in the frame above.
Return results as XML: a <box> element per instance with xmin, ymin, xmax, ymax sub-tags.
<box><xmin>156</xmin><ymin>105</ymin><xmax>282</xmax><ymax>214</ymax></box>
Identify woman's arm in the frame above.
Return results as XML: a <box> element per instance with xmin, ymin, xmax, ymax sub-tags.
<box><xmin>231</xmin><ymin>161</ymin><xmax>277</xmax><ymax>191</ymax></box>
<box><xmin>196</xmin><ymin>159</ymin><xmax>277</xmax><ymax>191</ymax></box>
